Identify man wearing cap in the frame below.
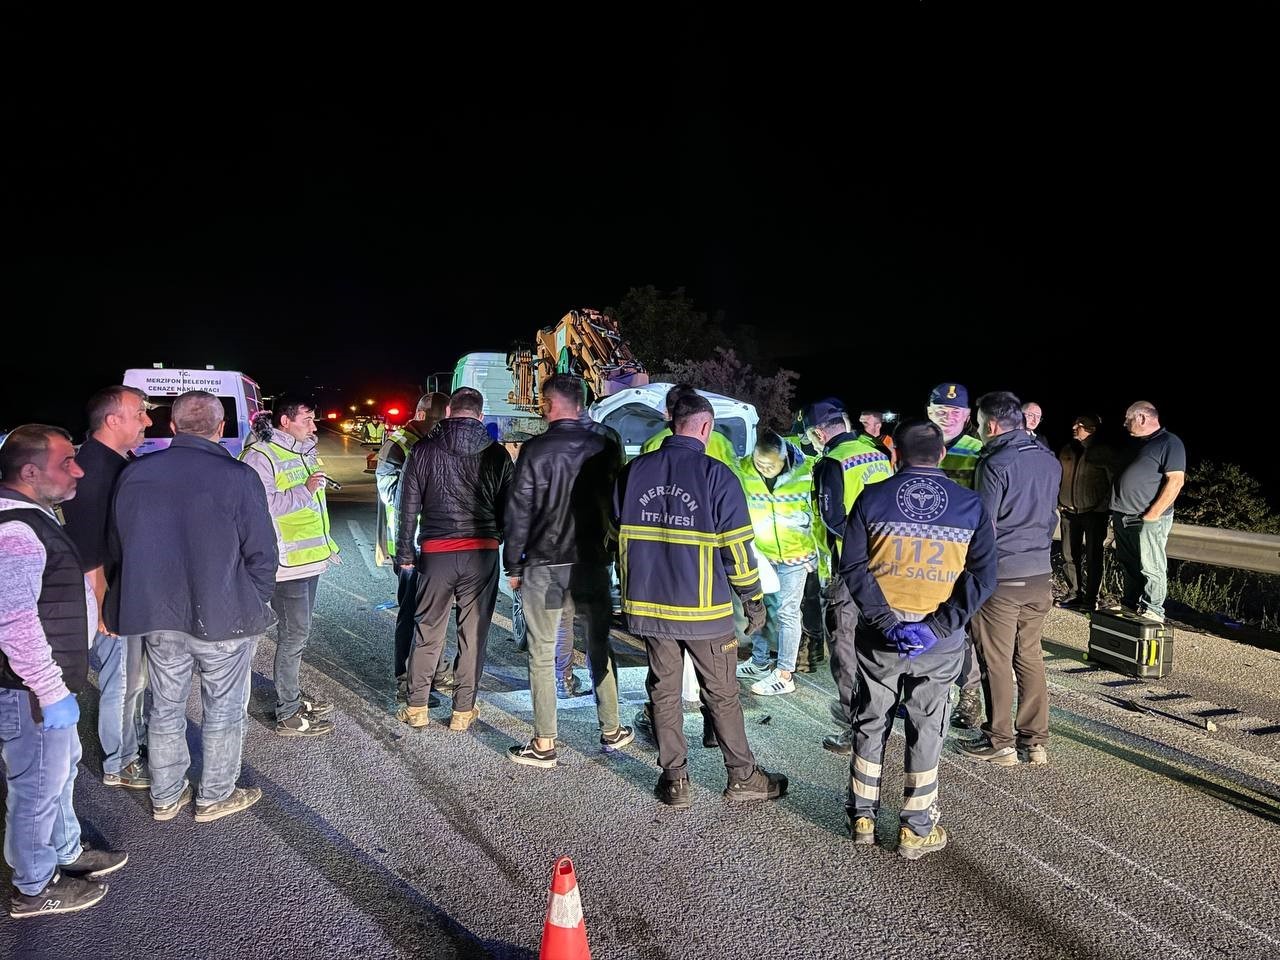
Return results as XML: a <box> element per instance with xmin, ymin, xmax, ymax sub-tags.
<box><xmin>804</xmin><ymin>398</ymin><xmax>892</xmax><ymax>754</ymax></box>
<box><xmin>1056</xmin><ymin>415</ymin><xmax>1112</xmax><ymax>611</ymax></box>
<box><xmin>926</xmin><ymin>382</ymin><xmax>986</xmax><ymax>729</ymax></box>
<box><xmin>927</xmin><ymin>383</ymin><xmax>983</xmax><ymax>490</ymax></box>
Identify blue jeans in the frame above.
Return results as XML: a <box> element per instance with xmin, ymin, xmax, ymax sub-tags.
<box><xmin>0</xmin><ymin>689</ymin><xmax>83</xmax><ymax>894</ymax></box>
<box><xmin>89</xmin><ymin>630</ymin><xmax>148</xmax><ymax>774</ymax></box>
<box><xmin>144</xmin><ymin>631</ymin><xmax>257</xmax><ymax>807</ymax></box>
<box><xmin>749</xmin><ymin>563</ymin><xmax>808</xmax><ymax>673</ymax></box>
<box><xmin>272</xmin><ymin>576</ymin><xmax>320</xmax><ymax>721</ymax></box>
<box><xmin>1113</xmin><ymin>512</ymin><xmax>1174</xmax><ymax>620</ymax></box>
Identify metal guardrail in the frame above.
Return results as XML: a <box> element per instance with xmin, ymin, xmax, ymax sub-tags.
<box><xmin>1166</xmin><ymin>523</ymin><xmax>1280</xmax><ymax>576</ymax></box>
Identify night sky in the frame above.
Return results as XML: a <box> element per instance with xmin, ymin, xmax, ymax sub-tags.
<box><xmin>4</xmin><ymin>11</ymin><xmax>1273</xmax><ymax>488</ymax></box>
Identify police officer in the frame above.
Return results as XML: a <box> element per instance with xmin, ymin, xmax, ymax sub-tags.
<box><xmin>614</xmin><ymin>393</ymin><xmax>786</xmax><ymax>808</ymax></box>
<box><xmin>839</xmin><ymin>420</ymin><xmax>997</xmax><ymax>860</ymax></box>
<box><xmin>925</xmin><ymin>382</ymin><xmax>986</xmax><ymax>727</ymax></box>
<box><xmin>805</xmin><ymin>398</ymin><xmax>892</xmax><ymax>754</ymax></box>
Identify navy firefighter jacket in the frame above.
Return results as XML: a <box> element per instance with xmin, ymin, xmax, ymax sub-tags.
<box><xmin>613</xmin><ymin>434</ymin><xmax>762</xmax><ymax>640</ymax></box>
<box><xmin>838</xmin><ymin>466</ymin><xmax>997</xmax><ymax>654</ymax></box>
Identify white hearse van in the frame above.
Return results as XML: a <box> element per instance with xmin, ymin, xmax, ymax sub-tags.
<box><xmin>122</xmin><ymin>367</ymin><xmax>265</xmax><ymax>457</ymax></box>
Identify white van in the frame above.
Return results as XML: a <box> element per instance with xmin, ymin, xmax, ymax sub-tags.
<box><xmin>588</xmin><ymin>383</ymin><xmax>759</xmax><ymax>460</ymax></box>
<box><xmin>122</xmin><ymin>367</ymin><xmax>264</xmax><ymax>457</ymax></box>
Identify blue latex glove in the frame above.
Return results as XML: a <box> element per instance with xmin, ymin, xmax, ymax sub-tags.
<box><xmin>42</xmin><ymin>693</ymin><xmax>79</xmax><ymax>730</ymax></box>
<box><xmin>889</xmin><ymin>622</ymin><xmax>941</xmax><ymax>659</ymax></box>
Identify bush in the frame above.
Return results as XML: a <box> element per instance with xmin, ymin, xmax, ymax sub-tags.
<box><xmin>1178</xmin><ymin>461</ymin><xmax>1280</xmax><ymax>534</ymax></box>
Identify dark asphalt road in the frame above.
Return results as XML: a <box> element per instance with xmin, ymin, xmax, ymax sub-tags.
<box><xmin>4</xmin><ymin>432</ymin><xmax>1279</xmax><ymax>959</ymax></box>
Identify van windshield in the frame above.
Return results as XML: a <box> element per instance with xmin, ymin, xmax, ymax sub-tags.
<box><xmin>143</xmin><ymin>396</ymin><xmax>238</xmax><ymax>439</ymax></box>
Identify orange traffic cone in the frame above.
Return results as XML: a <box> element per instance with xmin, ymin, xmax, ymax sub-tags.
<box><xmin>539</xmin><ymin>856</ymin><xmax>591</xmax><ymax>960</ymax></box>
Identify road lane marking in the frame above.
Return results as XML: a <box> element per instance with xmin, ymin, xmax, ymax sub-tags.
<box><xmin>345</xmin><ymin>519</ymin><xmax>381</xmax><ymax>576</ymax></box>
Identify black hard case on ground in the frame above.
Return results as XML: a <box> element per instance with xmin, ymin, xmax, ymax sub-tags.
<box><xmin>1086</xmin><ymin>609</ymin><xmax>1175</xmax><ymax>678</ymax></box>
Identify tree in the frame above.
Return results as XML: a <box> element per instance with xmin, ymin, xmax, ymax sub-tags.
<box><xmin>1178</xmin><ymin>461</ymin><xmax>1280</xmax><ymax>534</ymax></box>
<box><xmin>606</xmin><ymin>286</ymin><xmax>725</xmax><ymax>371</ymax></box>
<box><xmin>664</xmin><ymin>347</ymin><xmax>800</xmax><ymax>432</ymax></box>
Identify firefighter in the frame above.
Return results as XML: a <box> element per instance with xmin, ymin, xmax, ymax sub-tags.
<box><xmin>839</xmin><ymin>420</ymin><xmax>997</xmax><ymax>860</ymax></box>
<box><xmin>614</xmin><ymin>392</ymin><xmax>786</xmax><ymax>808</ymax></box>
<box><xmin>804</xmin><ymin>398</ymin><xmax>892</xmax><ymax>754</ymax></box>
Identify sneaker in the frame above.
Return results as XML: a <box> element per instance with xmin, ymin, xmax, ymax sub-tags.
<box><xmin>9</xmin><ymin>871</ymin><xmax>107</xmax><ymax>919</ymax></box>
<box><xmin>823</xmin><ymin>727</ymin><xmax>853</xmax><ymax>756</ymax></box>
<box><xmin>449</xmin><ymin>706</ymin><xmax>480</xmax><ymax>731</ymax></box>
<box><xmin>898</xmin><ymin>824</ymin><xmax>948</xmax><ymax>861</ymax></box>
<box><xmin>735</xmin><ymin>660</ymin><xmax>773</xmax><ymax>681</ymax></box>
<box><xmin>299</xmin><ymin>693</ymin><xmax>333</xmax><ymax>720</ymax></box>
<box><xmin>60</xmin><ymin>846</ymin><xmax>128</xmax><ymax>880</ymax></box>
<box><xmin>396</xmin><ymin>704</ymin><xmax>430</xmax><ymax>728</ymax></box>
<box><xmin>749</xmin><ymin>669</ymin><xmax>795</xmax><ymax>696</ymax></box>
<box><xmin>654</xmin><ymin>777</ymin><xmax>691</xmax><ymax>809</ymax></box>
<box><xmin>507</xmin><ymin>740</ymin><xmax>557</xmax><ymax>768</ymax></box>
<box><xmin>959</xmin><ymin>738</ymin><xmax>1018</xmax><ymax>766</ymax></box>
<box><xmin>276</xmin><ymin>710</ymin><xmax>335</xmax><ymax>737</ymax></box>
<box><xmin>152</xmin><ymin>782</ymin><xmax>193</xmax><ymax>822</ymax></box>
<box><xmin>850</xmin><ymin>815</ymin><xmax>877</xmax><ymax>845</ymax></box>
<box><xmin>556</xmin><ymin>672</ymin><xmax>588</xmax><ymax>699</ymax></box>
<box><xmin>102</xmin><ymin>758</ymin><xmax>150</xmax><ymax>790</ymax></box>
<box><xmin>194</xmin><ymin>786</ymin><xmax>263</xmax><ymax>823</ymax></box>
<box><xmin>724</xmin><ymin>765</ymin><xmax>788</xmax><ymax>802</ymax></box>
<box><xmin>600</xmin><ymin>725</ymin><xmax>636</xmax><ymax>750</ymax></box>
<box><xmin>1026</xmin><ymin>744</ymin><xmax>1049</xmax><ymax>765</ymax></box>
<box><xmin>951</xmin><ymin>687</ymin><xmax>983</xmax><ymax>729</ymax></box>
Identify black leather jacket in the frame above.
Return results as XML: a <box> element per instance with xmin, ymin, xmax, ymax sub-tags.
<box><xmin>394</xmin><ymin>418</ymin><xmax>514</xmax><ymax>563</ymax></box>
<box><xmin>503</xmin><ymin>415</ymin><xmax>623</xmax><ymax>575</ymax></box>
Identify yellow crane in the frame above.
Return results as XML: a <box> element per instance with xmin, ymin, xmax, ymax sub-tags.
<box><xmin>506</xmin><ymin>308</ymin><xmax>649</xmax><ymax>411</ymax></box>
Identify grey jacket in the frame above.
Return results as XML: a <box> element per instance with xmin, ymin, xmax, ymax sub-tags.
<box><xmin>975</xmin><ymin>429</ymin><xmax>1062</xmax><ymax>580</ymax></box>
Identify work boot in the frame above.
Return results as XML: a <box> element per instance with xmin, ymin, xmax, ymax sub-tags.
<box><xmin>898</xmin><ymin>824</ymin><xmax>948</xmax><ymax>861</ymax></box>
<box><xmin>397</xmin><ymin>704</ymin><xmax>430</xmax><ymax>728</ymax></box>
<box><xmin>959</xmin><ymin>737</ymin><xmax>1018</xmax><ymax>766</ymax></box>
<box><xmin>9</xmin><ymin>872</ymin><xmax>107</xmax><ymax>919</ymax></box>
<box><xmin>1025</xmin><ymin>744</ymin><xmax>1049</xmax><ymax>765</ymax></box>
<box><xmin>849</xmin><ymin>814</ymin><xmax>877</xmax><ymax>845</ymax></box>
<box><xmin>449</xmin><ymin>706</ymin><xmax>480</xmax><ymax>731</ymax></box>
<box><xmin>823</xmin><ymin>727</ymin><xmax>853</xmax><ymax>756</ymax></box>
<box><xmin>951</xmin><ymin>687</ymin><xmax>983</xmax><ymax>729</ymax></box>
<box><xmin>724</xmin><ymin>766</ymin><xmax>788</xmax><ymax>802</ymax></box>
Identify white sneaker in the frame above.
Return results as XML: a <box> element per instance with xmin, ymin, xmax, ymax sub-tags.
<box><xmin>736</xmin><ymin>660</ymin><xmax>774</xmax><ymax>680</ymax></box>
<box><xmin>750</xmin><ymin>669</ymin><xmax>796</xmax><ymax>696</ymax></box>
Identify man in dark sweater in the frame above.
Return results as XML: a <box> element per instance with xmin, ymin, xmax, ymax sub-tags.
<box><xmin>61</xmin><ymin>386</ymin><xmax>152</xmax><ymax>790</ymax></box>
<box><xmin>961</xmin><ymin>391</ymin><xmax>1061</xmax><ymax>767</ymax></box>
<box><xmin>107</xmin><ymin>392</ymin><xmax>277</xmax><ymax>823</ymax></box>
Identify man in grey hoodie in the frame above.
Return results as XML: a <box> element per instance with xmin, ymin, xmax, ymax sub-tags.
<box><xmin>241</xmin><ymin>396</ymin><xmax>340</xmax><ymax>738</ymax></box>
<box><xmin>961</xmin><ymin>391</ymin><xmax>1061</xmax><ymax>767</ymax></box>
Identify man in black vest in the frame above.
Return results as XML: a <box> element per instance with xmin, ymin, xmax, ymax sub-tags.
<box><xmin>1</xmin><ymin>425</ymin><xmax>127</xmax><ymax>918</ymax></box>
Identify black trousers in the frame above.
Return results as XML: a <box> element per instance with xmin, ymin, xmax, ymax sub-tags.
<box><xmin>642</xmin><ymin>632</ymin><xmax>755</xmax><ymax>782</ymax></box>
<box><xmin>1061</xmin><ymin>511</ymin><xmax>1108</xmax><ymax>606</ymax></box>
<box><xmin>409</xmin><ymin>550</ymin><xmax>498</xmax><ymax>711</ymax></box>
<box><xmin>396</xmin><ymin>565</ymin><xmax>455</xmax><ymax>683</ymax></box>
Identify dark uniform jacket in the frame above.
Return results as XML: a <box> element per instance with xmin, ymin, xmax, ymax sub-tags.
<box><xmin>839</xmin><ymin>466</ymin><xmax>997</xmax><ymax>654</ymax></box>
<box><xmin>613</xmin><ymin>435</ymin><xmax>762</xmax><ymax>640</ymax></box>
